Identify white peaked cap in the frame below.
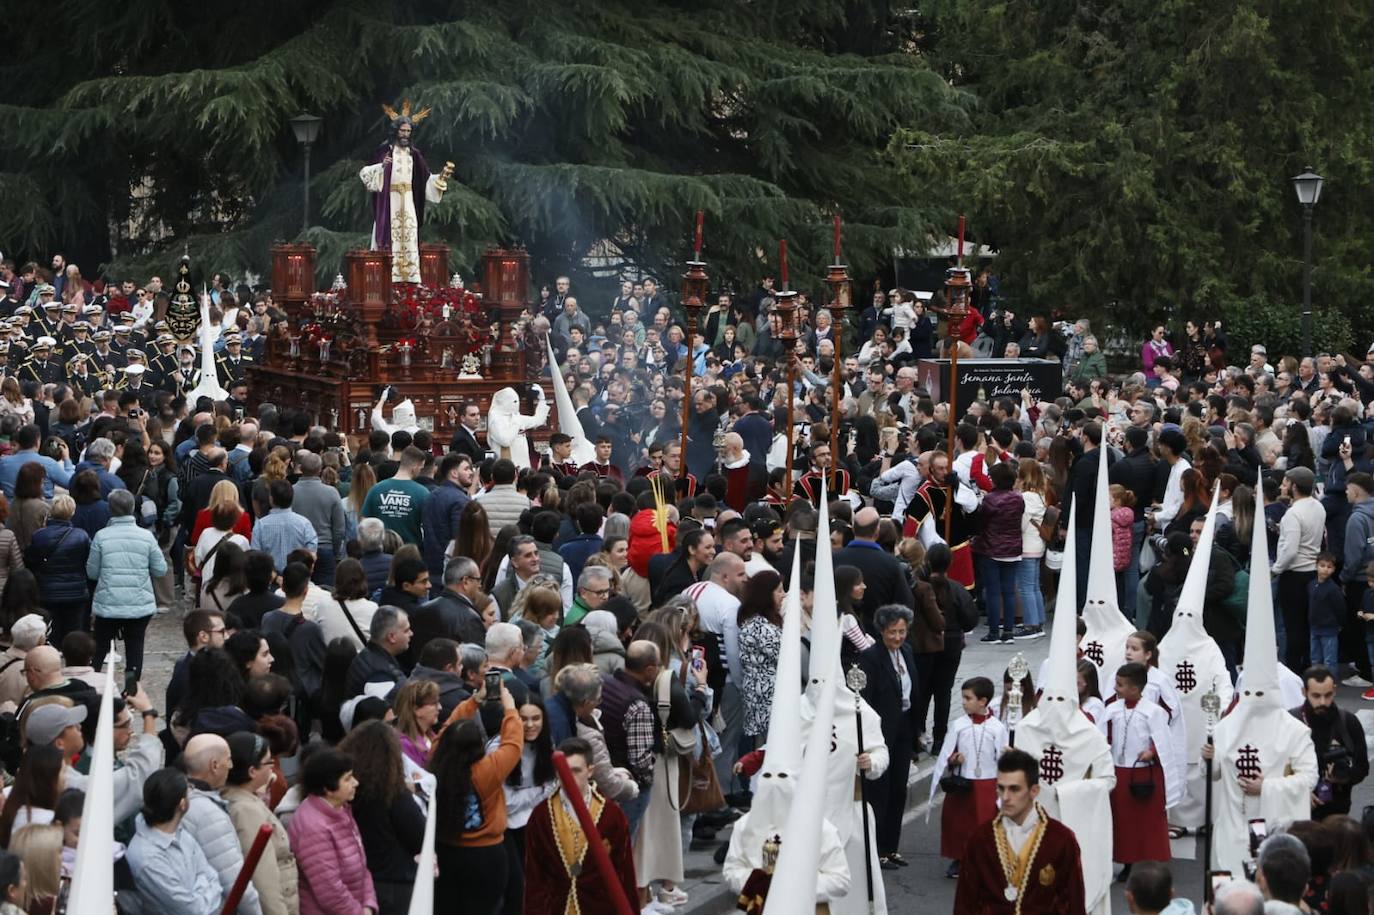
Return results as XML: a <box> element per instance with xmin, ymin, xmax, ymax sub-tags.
<box><xmin>68</xmin><ymin>657</ymin><xmax>115</xmax><ymax>909</ymax></box>
<box><xmin>407</xmin><ymin>789</ymin><xmax>438</xmax><ymax>915</ymax></box>
<box><xmin>1044</xmin><ymin>503</ymin><xmax>1081</xmax><ymax>701</ymax></box>
<box><xmin>1173</xmin><ymin>482</ymin><xmax>1221</xmax><ymax>623</ymax></box>
<box><xmin>807</xmin><ymin>476</ymin><xmax>839</xmax><ymax>691</ymax></box>
<box><xmin>764</xmin><ymin>626</ymin><xmax>838</xmax><ymax>914</ymax></box>
<box><xmin>1084</xmin><ymin>444</ymin><xmax>1126</xmax><ymax>625</ymax></box>
<box><xmin>1240</xmin><ymin>479</ymin><xmax>1281</xmax><ymax>707</ymax></box>
<box><xmin>546</xmin><ymin>336</ymin><xmax>596</xmax><ymax>465</ymax></box>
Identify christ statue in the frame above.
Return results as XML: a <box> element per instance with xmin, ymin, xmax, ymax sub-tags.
<box><xmin>359</xmin><ymin>101</ymin><xmax>453</xmax><ymax>284</ymax></box>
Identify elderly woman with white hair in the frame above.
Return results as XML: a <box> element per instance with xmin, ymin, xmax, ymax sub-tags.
<box><xmin>87</xmin><ymin>488</ymin><xmax>167</xmax><ymax>680</ymax></box>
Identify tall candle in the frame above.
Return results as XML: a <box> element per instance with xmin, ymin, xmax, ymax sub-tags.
<box><xmin>779</xmin><ymin>239</ymin><xmax>789</xmax><ymax>290</ymax></box>
<box><xmin>957</xmin><ymin>214</ymin><xmax>965</xmax><ymax>263</ymax></box>
<box><xmin>694</xmin><ymin>211</ymin><xmax>704</xmax><ymax>259</ymax></box>
<box><xmin>833</xmin><ymin>214</ymin><xmax>842</xmax><ymax>263</ymax></box>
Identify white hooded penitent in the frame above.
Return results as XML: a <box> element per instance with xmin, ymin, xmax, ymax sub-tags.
<box><xmin>187</xmin><ymin>296</ymin><xmax>230</xmax><ymax>403</ymax></box>
<box><xmin>1080</xmin><ymin>445</ymin><xmax>1136</xmax><ymax>688</ymax></box>
<box><xmin>68</xmin><ymin>658</ymin><xmax>115</xmax><ymax>910</ymax></box>
<box><xmin>1208</xmin><ymin>482</ymin><xmax>1318</xmax><ymax>876</ymax></box>
<box><xmin>1013</xmin><ymin>509</ymin><xmax>1117</xmax><ymax>915</ymax></box>
<box><xmin>486</xmin><ymin>385</ymin><xmax>549</xmax><ymax>471</ymax></box>
<box><xmin>724</xmin><ymin>542</ymin><xmax>849</xmax><ymax>901</ymax></box>
<box><xmin>1158</xmin><ymin>482</ymin><xmax>1234</xmax><ymax>828</ymax></box>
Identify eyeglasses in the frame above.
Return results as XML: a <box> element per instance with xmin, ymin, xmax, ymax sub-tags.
<box><xmin>584</xmin><ymin>588</ymin><xmax>611</xmax><ymax>597</ymax></box>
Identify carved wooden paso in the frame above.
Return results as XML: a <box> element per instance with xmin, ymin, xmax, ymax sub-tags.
<box><xmin>270</xmin><ymin>243</ymin><xmax>315</xmax><ymax>320</ymax></box>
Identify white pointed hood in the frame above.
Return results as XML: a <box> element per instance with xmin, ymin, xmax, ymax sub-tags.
<box><xmin>737</xmin><ymin>546</ymin><xmax>806</xmax><ymax>847</ymax></box>
<box><xmin>407</xmin><ymin>789</ymin><xmax>437</xmax><ymax>915</ymax></box>
<box><xmin>1024</xmin><ymin>506</ymin><xmax>1093</xmax><ymax>734</ymax></box>
<box><xmin>1161</xmin><ymin>482</ymin><xmax>1222</xmax><ymax>652</ymax></box>
<box><xmin>546</xmin><ymin>336</ymin><xmax>596</xmax><ymax>465</ymax></box>
<box><xmin>1234</xmin><ymin>480</ymin><xmax>1283</xmax><ymax>714</ymax></box>
<box><xmin>68</xmin><ymin>658</ymin><xmax>115</xmax><ymax>909</ymax></box>
<box><xmin>188</xmin><ymin>296</ymin><xmax>230</xmax><ymax>403</ymax></box>
<box><xmin>764</xmin><ymin>635</ymin><xmax>838</xmax><ymax>914</ymax></box>
<box><xmin>806</xmin><ymin>476</ymin><xmax>839</xmax><ymax>695</ymax></box>
<box><xmin>1080</xmin><ymin>444</ymin><xmax>1135</xmax><ymax>682</ymax></box>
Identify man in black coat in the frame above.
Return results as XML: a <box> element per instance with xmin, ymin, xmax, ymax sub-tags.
<box><xmin>1294</xmin><ymin>665</ymin><xmax>1369</xmax><ymax>819</ymax></box>
<box><xmin>448</xmin><ymin>400</ymin><xmax>484</xmax><ymax>462</ymax></box>
<box><xmin>411</xmin><ymin>557</ymin><xmax>487</xmax><ymax>657</ymax></box>
<box><xmin>833</xmin><ymin>507</ymin><xmax>914</xmax><ymax>621</ymax></box>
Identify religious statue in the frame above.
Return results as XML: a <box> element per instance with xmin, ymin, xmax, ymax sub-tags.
<box><xmin>486</xmin><ymin>385</ymin><xmax>548</xmax><ymax>471</ymax></box>
<box><xmin>358</xmin><ymin>100</ymin><xmax>455</xmax><ymax>284</ymax></box>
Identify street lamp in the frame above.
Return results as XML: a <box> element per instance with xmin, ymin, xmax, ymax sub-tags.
<box><xmin>1292</xmin><ymin>166</ymin><xmax>1323</xmax><ymax>358</ymax></box>
<box><xmin>289</xmin><ymin>114</ymin><xmax>324</xmax><ymax>236</ymax></box>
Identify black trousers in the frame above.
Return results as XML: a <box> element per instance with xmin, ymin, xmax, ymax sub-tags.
<box><xmin>48</xmin><ymin>599</ymin><xmax>89</xmax><ymax>647</ymax></box>
<box><xmin>867</xmin><ymin>742</ymin><xmax>912</xmax><ymax>856</ymax></box>
<box><xmin>1344</xmin><ymin>581</ymin><xmax>1372</xmax><ymax>679</ymax></box>
<box><xmin>1278</xmin><ymin>569</ymin><xmax>1316</xmax><ymax>673</ymax></box>
<box><xmin>501</xmin><ymin>828</ymin><xmax>525</xmax><ymax>915</ymax></box>
<box><xmin>917</xmin><ymin>636</ymin><xmax>964</xmax><ymax>748</ymax></box>
<box><xmin>437</xmin><ymin>841</ymin><xmax>509</xmax><ymax>915</ymax></box>
<box><xmin>93</xmin><ymin>614</ymin><xmax>152</xmax><ymax>681</ymax></box>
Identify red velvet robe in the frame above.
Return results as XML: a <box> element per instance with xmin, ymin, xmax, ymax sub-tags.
<box><xmin>523</xmin><ymin>791</ymin><xmax>637</xmax><ymax>915</ymax></box>
<box><xmin>953</xmin><ymin>811</ymin><xmax>1087</xmax><ymax>915</ymax></box>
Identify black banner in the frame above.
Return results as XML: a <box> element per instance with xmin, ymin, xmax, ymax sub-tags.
<box><xmin>916</xmin><ymin>358</ymin><xmax>1063</xmax><ymax>407</ymax></box>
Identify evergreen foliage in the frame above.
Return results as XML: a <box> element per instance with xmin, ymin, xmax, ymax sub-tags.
<box><xmin>900</xmin><ymin>0</ymin><xmax>1374</xmax><ymax>354</ymax></box>
<box><xmin>1</xmin><ymin>0</ymin><xmax>959</xmax><ymax>296</ymax></box>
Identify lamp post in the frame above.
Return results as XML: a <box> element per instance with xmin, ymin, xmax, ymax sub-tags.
<box><xmin>1292</xmin><ymin>166</ymin><xmax>1323</xmax><ymax>359</ymax></box>
<box><xmin>289</xmin><ymin>114</ymin><xmax>323</xmax><ymax>236</ymax></box>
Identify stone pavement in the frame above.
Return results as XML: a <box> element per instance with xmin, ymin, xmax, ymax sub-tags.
<box><xmin>673</xmin><ymin>626</ymin><xmax>1055</xmax><ymax>915</ymax></box>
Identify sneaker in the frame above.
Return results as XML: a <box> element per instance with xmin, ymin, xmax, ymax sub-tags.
<box><xmin>945</xmin><ymin>860</ymin><xmax>960</xmax><ymax>879</ymax></box>
<box><xmin>1362</xmin><ymin>687</ymin><xmax>1374</xmax><ymax>701</ymax></box>
<box><xmin>1346</xmin><ymin>675</ymin><xmax>1374</xmax><ymax>688</ymax></box>
<box><xmin>659</xmin><ymin>887</ymin><xmax>690</xmax><ymax>906</ymax></box>
<box><xmin>1000</xmin><ymin>631</ymin><xmax>1015</xmax><ymax>644</ymax></box>
<box><xmin>1012</xmin><ymin>626</ymin><xmax>1035</xmax><ymax>639</ymax></box>
<box><xmin>979</xmin><ymin>632</ymin><xmax>1000</xmax><ymax>643</ymax></box>
<box><xmin>1022</xmin><ymin>626</ymin><xmax>1046</xmax><ymax>640</ymax></box>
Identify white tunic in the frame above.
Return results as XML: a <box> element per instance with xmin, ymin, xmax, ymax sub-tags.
<box><xmin>928</xmin><ymin>715</ymin><xmax>1009</xmax><ymax>809</ymax></box>
<box><xmin>1103</xmin><ymin>697</ymin><xmax>1183</xmax><ymax>809</ymax></box>
<box><xmin>359</xmin><ymin>147</ymin><xmax>445</xmax><ymax>283</ymax></box>
<box><xmin>723</xmin><ymin>817</ymin><xmax>851</xmax><ymax>901</ymax></box>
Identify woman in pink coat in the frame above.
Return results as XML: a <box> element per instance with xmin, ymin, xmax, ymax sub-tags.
<box><xmin>285</xmin><ymin>748</ymin><xmax>378</xmax><ymax>915</ymax></box>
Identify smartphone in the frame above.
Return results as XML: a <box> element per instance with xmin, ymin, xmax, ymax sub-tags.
<box><xmin>1247</xmin><ymin>818</ymin><xmax>1268</xmax><ymax>857</ymax></box>
<box><xmin>483</xmin><ymin>670</ymin><xmax>503</xmax><ymax>700</ymax></box>
<box><xmin>124</xmin><ymin>670</ymin><xmax>139</xmax><ymax>696</ymax></box>
<box><xmin>690</xmin><ymin>646</ymin><xmax>706</xmax><ymax>670</ymax></box>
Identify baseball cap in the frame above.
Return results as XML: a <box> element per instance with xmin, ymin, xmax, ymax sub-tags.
<box><xmin>25</xmin><ymin>703</ymin><xmax>87</xmax><ymax>746</ymax></box>
<box><xmin>1285</xmin><ymin>466</ymin><xmax>1316</xmax><ymax>490</ymax></box>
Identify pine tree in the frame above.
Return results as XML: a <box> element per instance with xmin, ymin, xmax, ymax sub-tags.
<box><xmin>1</xmin><ymin>0</ymin><xmax>961</xmax><ymax>296</ymax></box>
<box><xmin>900</xmin><ymin>0</ymin><xmax>1374</xmax><ymax>354</ymax></box>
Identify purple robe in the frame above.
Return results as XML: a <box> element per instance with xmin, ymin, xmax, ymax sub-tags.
<box><xmin>368</xmin><ymin>143</ymin><xmax>433</xmax><ymax>252</ymax></box>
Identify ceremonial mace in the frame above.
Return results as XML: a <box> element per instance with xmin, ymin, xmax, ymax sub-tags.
<box><xmin>680</xmin><ymin>212</ymin><xmax>709</xmax><ymax>485</ymax></box>
<box><xmin>1201</xmin><ymin>679</ymin><xmax>1221</xmax><ymax>904</ymax></box>
<box><xmin>826</xmin><ymin>215</ymin><xmax>852</xmax><ymax>490</ymax></box>
<box><xmin>776</xmin><ymin>241</ymin><xmax>799</xmax><ymax>493</ymax></box>
<box><xmin>1006</xmin><ymin>653</ymin><xmax>1030</xmax><ymax>747</ymax></box>
<box><xmin>846</xmin><ymin>663</ymin><xmax>876</xmax><ymax>915</ymax></box>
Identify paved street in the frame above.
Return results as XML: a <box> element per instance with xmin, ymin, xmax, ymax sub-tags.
<box><xmin>675</xmin><ymin>619</ymin><xmax>1374</xmax><ymax>914</ymax></box>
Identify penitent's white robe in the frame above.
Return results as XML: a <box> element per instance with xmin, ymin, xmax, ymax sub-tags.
<box><xmin>359</xmin><ymin>147</ymin><xmax>444</xmax><ymax>284</ymax></box>
<box><xmin>1159</xmin><ymin>632</ymin><xmax>1232</xmax><ymax>828</ymax></box>
<box><xmin>723</xmin><ymin>816</ymin><xmax>850</xmax><ymax>902</ymax></box>
<box><xmin>1015</xmin><ymin>710</ymin><xmax>1117</xmax><ymax>915</ymax></box>
<box><xmin>1208</xmin><ymin>707</ymin><xmax>1318</xmax><ymax>877</ymax></box>
<box><xmin>799</xmin><ymin>688</ymin><xmax>889</xmax><ymax>915</ymax></box>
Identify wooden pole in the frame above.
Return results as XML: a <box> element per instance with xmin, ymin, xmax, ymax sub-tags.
<box><xmin>220</xmin><ymin>824</ymin><xmax>273</xmax><ymax>915</ymax></box>
<box><xmin>551</xmin><ymin>751</ymin><xmax>637</xmax><ymax>915</ymax></box>
<box><xmin>680</xmin><ymin>314</ymin><xmax>694</xmax><ymax>478</ymax></box>
<box><xmin>945</xmin><ymin>338</ymin><xmax>958</xmax><ymax>542</ymax></box>
<box><xmin>777</xmin><ymin>286</ymin><xmax>799</xmax><ymax>500</ymax></box>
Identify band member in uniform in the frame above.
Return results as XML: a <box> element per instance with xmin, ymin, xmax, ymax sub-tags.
<box><xmin>65</xmin><ymin>321</ymin><xmax>95</xmax><ymax>361</ymax></box>
<box><xmin>647</xmin><ymin>440</ymin><xmax>698</xmax><ymax>501</ymax></box>
<box><xmin>169</xmin><ymin>345</ymin><xmax>200</xmax><ymax>397</ymax></box>
<box><xmin>90</xmin><ymin>330</ymin><xmax>125</xmax><ymax>378</ymax></box>
<box><xmin>793</xmin><ymin>441</ymin><xmax>852</xmax><ymax>509</ymax></box>
<box><xmin>67</xmin><ymin>354</ymin><xmax>101</xmax><ymax>400</ymax></box>
<box><xmin>579</xmin><ymin>434</ymin><xmax>624</xmax><ymax>483</ymax></box>
<box><xmin>953</xmin><ymin>749</ymin><xmax>1088</xmax><ymax>915</ymax></box>
<box><xmin>20</xmin><ymin>337</ymin><xmax>62</xmax><ymax>386</ymax></box>
<box><xmin>118</xmin><ymin>363</ymin><xmax>158</xmax><ymax>413</ymax></box>
<box><xmin>111</xmin><ymin>322</ymin><xmax>134</xmax><ymax>356</ymax></box>
<box><xmin>147</xmin><ymin>332</ymin><xmax>178</xmax><ymax>390</ymax></box>
<box><xmin>905</xmin><ymin>450</ymin><xmax>979</xmax><ymax>588</ymax></box>
<box><xmin>34</xmin><ymin>296</ymin><xmax>60</xmax><ymax>338</ymax></box>
<box><xmin>215</xmin><ymin>332</ymin><xmax>253</xmax><ymax>386</ymax></box>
